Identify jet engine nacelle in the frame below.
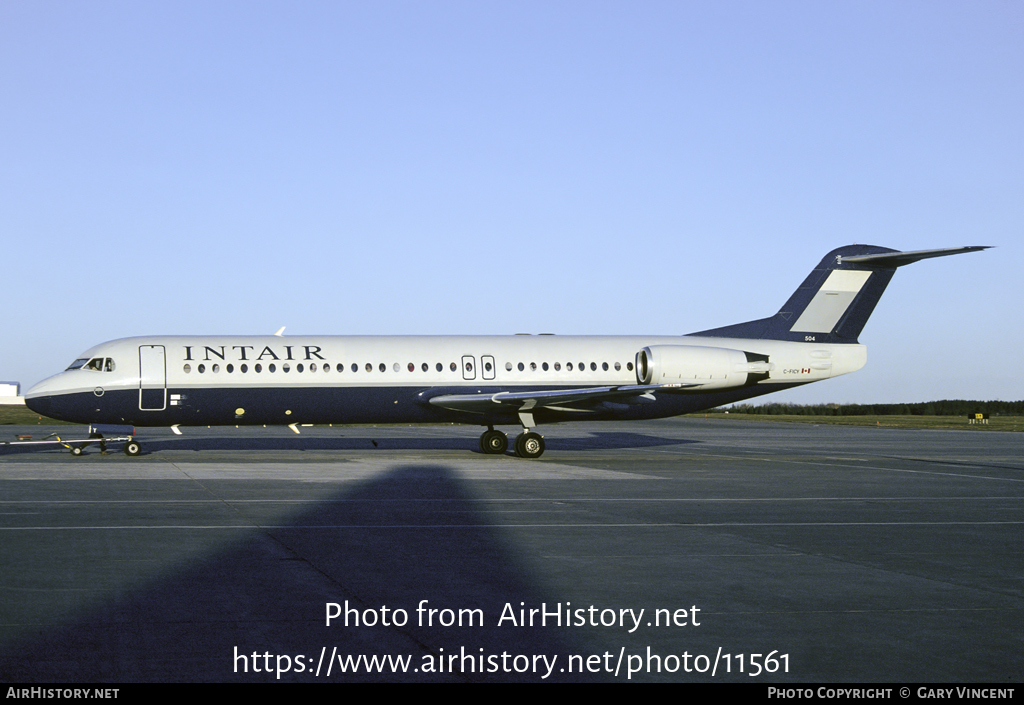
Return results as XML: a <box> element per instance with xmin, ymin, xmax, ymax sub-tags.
<box><xmin>635</xmin><ymin>345</ymin><xmax>771</xmax><ymax>389</ymax></box>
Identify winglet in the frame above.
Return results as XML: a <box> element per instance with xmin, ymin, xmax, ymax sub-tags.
<box><xmin>274</xmin><ymin>327</ymin><xmax>286</xmax><ymax>337</ymax></box>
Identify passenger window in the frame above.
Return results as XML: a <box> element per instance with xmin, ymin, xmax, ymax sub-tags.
<box><xmin>283</xmin><ymin>363</ymin><xmax>290</xmax><ymax>373</ymax></box>
<box><xmin>542</xmin><ymin>362</ymin><xmax>548</xmax><ymax>371</ymax></box>
<box><xmin>450</xmin><ymin>362</ymin><xmax>456</xmax><ymax>371</ymax></box>
<box><xmin>554</xmin><ymin>362</ymin><xmax>561</xmax><ymax>371</ymax></box>
<box><xmin>269</xmin><ymin>363</ymin><xmax>276</xmax><ymax>373</ymax></box>
<box><xmin>380</xmin><ymin>363</ymin><xmax>387</xmax><ymax>373</ymax></box>
<box><xmin>436</xmin><ymin>363</ymin><xmax>443</xmax><ymax>372</ymax></box>
<box><xmin>365</xmin><ymin>363</ymin><xmax>372</xmax><ymax>373</ymax></box>
<box><xmin>241</xmin><ymin>364</ymin><xmax>248</xmax><ymax>373</ymax></box>
<box><xmin>255</xmin><ymin>363</ymin><xmax>263</xmax><ymax>373</ymax></box>
<box><xmin>226</xmin><ymin>364</ymin><xmax>234</xmax><ymax>373</ymax></box>
<box><xmin>212</xmin><ymin>364</ymin><xmax>220</xmax><ymax>373</ymax></box>
<box><xmin>506</xmin><ymin>362</ymin><xmax>513</xmax><ymax>371</ymax></box>
<box><xmin>590</xmin><ymin>362</ymin><xmax>597</xmax><ymax>371</ymax></box>
<box><xmin>183</xmin><ymin>364</ymin><xmax>191</xmax><ymax>374</ymax></box>
<box><xmin>567</xmin><ymin>362</ymin><xmax>573</xmax><ymax>371</ymax></box>
<box><xmin>422</xmin><ymin>363</ymin><xmax>428</xmax><ymax>372</ymax></box>
<box><xmin>602</xmin><ymin>362</ymin><xmax>609</xmax><ymax>371</ymax></box>
<box><xmin>198</xmin><ymin>364</ymin><xmax>206</xmax><ymax>373</ymax></box>
<box><xmin>614</xmin><ymin>362</ymin><xmax>621</xmax><ymax>371</ymax></box>
<box><xmin>518</xmin><ymin>362</ymin><xmax>524</xmax><ymax>371</ymax></box>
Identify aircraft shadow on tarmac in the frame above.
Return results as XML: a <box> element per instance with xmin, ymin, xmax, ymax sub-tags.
<box><xmin>108</xmin><ymin>430</ymin><xmax>694</xmax><ymax>456</ymax></box>
<box><xmin>0</xmin><ymin>464</ymin><xmax>598</xmax><ymax>682</ymax></box>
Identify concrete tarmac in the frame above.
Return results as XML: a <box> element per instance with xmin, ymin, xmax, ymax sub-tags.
<box><xmin>0</xmin><ymin>418</ymin><xmax>1021</xmax><ymax>682</ymax></box>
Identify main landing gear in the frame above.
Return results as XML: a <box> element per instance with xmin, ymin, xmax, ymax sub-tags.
<box><xmin>514</xmin><ymin>431</ymin><xmax>545</xmax><ymax>459</ymax></box>
<box><xmin>478</xmin><ymin>426</ymin><xmax>545</xmax><ymax>459</ymax></box>
<box><xmin>479</xmin><ymin>428</ymin><xmax>509</xmax><ymax>454</ymax></box>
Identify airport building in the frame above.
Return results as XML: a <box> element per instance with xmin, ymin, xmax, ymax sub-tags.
<box><xmin>0</xmin><ymin>381</ymin><xmax>24</xmax><ymax>405</ymax></box>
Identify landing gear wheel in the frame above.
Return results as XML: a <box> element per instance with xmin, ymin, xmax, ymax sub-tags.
<box><xmin>479</xmin><ymin>430</ymin><xmax>509</xmax><ymax>455</ymax></box>
<box><xmin>70</xmin><ymin>446</ymin><xmax>83</xmax><ymax>457</ymax></box>
<box><xmin>124</xmin><ymin>440</ymin><xmax>142</xmax><ymax>457</ymax></box>
<box><xmin>514</xmin><ymin>432</ymin><xmax>545</xmax><ymax>459</ymax></box>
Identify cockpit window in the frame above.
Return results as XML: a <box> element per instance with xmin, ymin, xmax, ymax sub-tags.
<box><xmin>74</xmin><ymin>358</ymin><xmax>116</xmax><ymax>372</ymax></box>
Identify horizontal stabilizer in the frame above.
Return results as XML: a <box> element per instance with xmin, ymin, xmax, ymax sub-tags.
<box><xmin>838</xmin><ymin>246</ymin><xmax>991</xmax><ymax>268</ymax></box>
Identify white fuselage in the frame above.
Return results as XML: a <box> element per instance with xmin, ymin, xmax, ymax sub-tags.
<box><xmin>25</xmin><ymin>334</ymin><xmax>865</xmax><ymax>428</ymax></box>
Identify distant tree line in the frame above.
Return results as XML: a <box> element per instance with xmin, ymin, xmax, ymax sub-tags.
<box><xmin>720</xmin><ymin>400</ymin><xmax>1024</xmax><ymax>416</ymax></box>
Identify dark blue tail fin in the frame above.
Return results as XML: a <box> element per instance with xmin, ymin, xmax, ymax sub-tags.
<box><xmin>693</xmin><ymin>245</ymin><xmax>989</xmax><ymax>344</ymax></box>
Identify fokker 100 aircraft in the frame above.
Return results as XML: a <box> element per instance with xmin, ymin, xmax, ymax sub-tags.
<box><xmin>25</xmin><ymin>245</ymin><xmax>987</xmax><ymax>458</ymax></box>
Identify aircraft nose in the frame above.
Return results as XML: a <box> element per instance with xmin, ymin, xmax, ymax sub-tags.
<box><xmin>24</xmin><ymin>378</ymin><xmax>59</xmax><ymax>417</ymax></box>
<box><xmin>24</xmin><ymin>394</ymin><xmax>50</xmax><ymax>416</ymax></box>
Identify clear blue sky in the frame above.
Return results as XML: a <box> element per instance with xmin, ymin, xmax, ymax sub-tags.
<box><xmin>2</xmin><ymin>1</ymin><xmax>1020</xmax><ymax>404</ymax></box>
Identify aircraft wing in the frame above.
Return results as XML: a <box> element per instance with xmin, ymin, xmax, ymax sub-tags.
<box><xmin>423</xmin><ymin>383</ymin><xmax>697</xmax><ymax>415</ymax></box>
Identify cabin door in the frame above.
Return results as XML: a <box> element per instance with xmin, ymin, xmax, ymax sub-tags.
<box><xmin>139</xmin><ymin>345</ymin><xmax>167</xmax><ymax>411</ymax></box>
